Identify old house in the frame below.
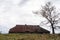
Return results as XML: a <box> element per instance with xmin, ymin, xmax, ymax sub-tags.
<box><xmin>9</xmin><ymin>24</ymin><xmax>50</xmax><ymax>34</ymax></box>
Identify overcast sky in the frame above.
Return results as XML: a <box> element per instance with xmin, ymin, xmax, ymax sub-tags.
<box><xmin>0</xmin><ymin>0</ymin><xmax>60</xmax><ymax>34</ymax></box>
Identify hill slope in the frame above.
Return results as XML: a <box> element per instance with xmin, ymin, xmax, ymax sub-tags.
<box><xmin>0</xmin><ymin>33</ymin><xmax>60</xmax><ymax>40</ymax></box>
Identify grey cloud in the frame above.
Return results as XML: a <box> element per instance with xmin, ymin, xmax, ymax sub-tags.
<box><xmin>19</xmin><ymin>0</ymin><xmax>29</xmax><ymax>6</ymax></box>
<box><xmin>0</xmin><ymin>0</ymin><xmax>60</xmax><ymax>34</ymax></box>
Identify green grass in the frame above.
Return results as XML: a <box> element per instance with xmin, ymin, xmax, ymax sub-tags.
<box><xmin>0</xmin><ymin>33</ymin><xmax>60</xmax><ymax>40</ymax></box>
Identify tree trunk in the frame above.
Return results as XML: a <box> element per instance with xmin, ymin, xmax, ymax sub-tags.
<box><xmin>51</xmin><ymin>24</ymin><xmax>55</xmax><ymax>34</ymax></box>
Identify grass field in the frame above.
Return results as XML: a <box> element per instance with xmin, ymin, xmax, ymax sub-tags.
<box><xmin>0</xmin><ymin>33</ymin><xmax>60</xmax><ymax>40</ymax></box>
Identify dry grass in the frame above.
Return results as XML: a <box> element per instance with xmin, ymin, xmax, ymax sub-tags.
<box><xmin>0</xmin><ymin>33</ymin><xmax>60</xmax><ymax>40</ymax></box>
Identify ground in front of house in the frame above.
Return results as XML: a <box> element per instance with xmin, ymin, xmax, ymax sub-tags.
<box><xmin>0</xmin><ymin>33</ymin><xmax>60</xmax><ymax>40</ymax></box>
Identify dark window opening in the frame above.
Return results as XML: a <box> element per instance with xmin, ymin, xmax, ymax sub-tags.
<box><xmin>25</xmin><ymin>31</ymin><xmax>30</xmax><ymax>33</ymax></box>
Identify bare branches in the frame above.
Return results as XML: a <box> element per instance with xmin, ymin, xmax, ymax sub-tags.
<box><xmin>40</xmin><ymin>20</ymin><xmax>49</xmax><ymax>26</ymax></box>
<box><xmin>34</xmin><ymin>2</ymin><xmax>60</xmax><ymax>34</ymax></box>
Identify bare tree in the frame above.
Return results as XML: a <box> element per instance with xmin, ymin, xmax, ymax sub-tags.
<box><xmin>34</xmin><ymin>2</ymin><xmax>60</xmax><ymax>34</ymax></box>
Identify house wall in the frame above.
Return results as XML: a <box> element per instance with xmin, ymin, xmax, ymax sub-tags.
<box><xmin>9</xmin><ymin>25</ymin><xmax>50</xmax><ymax>34</ymax></box>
